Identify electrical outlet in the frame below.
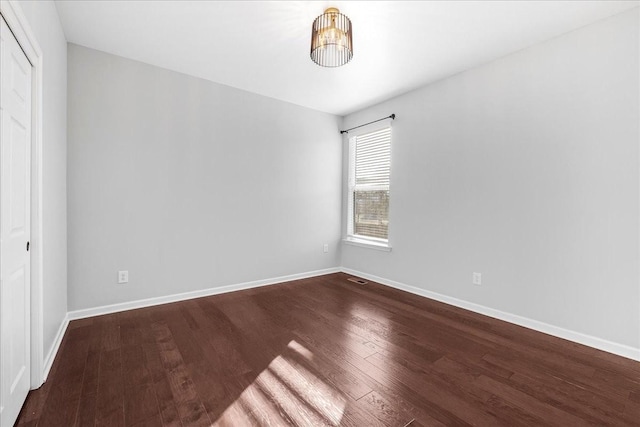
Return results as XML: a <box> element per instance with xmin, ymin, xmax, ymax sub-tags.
<box><xmin>473</xmin><ymin>272</ymin><xmax>482</xmax><ymax>286</ymax></box>
<box><xmin>323</xmin><ymin>243</ymin><xmax>329</xmax><ymax>253</ymax></box>
<box><xmin>118</xmin><ymin>270</ymin><xmax>129</xmax><ymax>284</ymax></box>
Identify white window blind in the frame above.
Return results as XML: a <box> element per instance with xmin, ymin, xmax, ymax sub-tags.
<box><xmin>349</xmin><ymin>127</ymin><xmax>391</xmax><ymax>241</ymax></box>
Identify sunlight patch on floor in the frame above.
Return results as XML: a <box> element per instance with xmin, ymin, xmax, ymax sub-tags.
<box><xmin>346</xmin><ymin>301</ymin><xmax>392</xmax><ymax>353</ymax></box>
<box><xmin>288</xmin><ymin>339</ymin><xmax>314</xmax><ymax>361</ymax></box>
<box><xmin>213</xmin><ymin>340</ymin><xmax>346</xmax><ymax>426</ymax></box>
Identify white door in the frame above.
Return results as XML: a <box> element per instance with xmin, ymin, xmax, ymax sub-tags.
<box><xmin>0</xmin><ymin>15</ymin><xmax>32</xmax><ymax>427</ymax></box>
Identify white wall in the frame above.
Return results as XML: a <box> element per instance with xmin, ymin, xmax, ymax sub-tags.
<box><xmin>16</xmin><ymin>0</ymin><xmax>68</xmax><ymax>368</ymax></box>
<box><xmin>342</xmin><ymin>9</ymin><xmax>639</xmax><ymax>350</ymax></box>
<box><xmin>67</xmin><ymin>44</ymin><xmax>342</xmax><ymax>311</ymax></box>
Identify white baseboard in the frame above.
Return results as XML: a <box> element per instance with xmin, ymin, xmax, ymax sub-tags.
<box><xmin>341</xmin><ymin>268</ymin><xmax>640</xmax><ymax>362</ymax></box>
<box><xmin>42</xmin><ymin>313</ymin><xmax>69</xmax><ymax>383</ymax></box>
<box><xmin>67</xmin><ymin>267</ymin><xmax>341</xmax><ymax>321</ymax></box>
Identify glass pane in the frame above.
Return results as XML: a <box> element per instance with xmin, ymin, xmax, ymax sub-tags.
<box><xmin>353</xmin><ymin>190</ymin><xmax>389</xmax><ymax>240</ymax></box>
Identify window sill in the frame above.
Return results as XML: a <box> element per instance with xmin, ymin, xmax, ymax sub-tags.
<box><xmin>342</xmin><ymin>237</ymin><xmax>392</xmax><ymax>252</ymax></box>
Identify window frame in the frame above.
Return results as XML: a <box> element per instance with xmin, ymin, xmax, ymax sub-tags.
<box><xmin>344</xmin><ymin>124</ymin><xmax>392</xmax><ymax>251</ymax></box>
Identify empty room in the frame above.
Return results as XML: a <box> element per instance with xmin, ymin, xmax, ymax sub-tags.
<box><xmin>1</xmin><ymin>0</ymin><xmax>639</xmax><ymax>426</ymax></box>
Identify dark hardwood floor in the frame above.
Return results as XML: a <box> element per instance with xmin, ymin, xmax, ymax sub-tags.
<box><xmin>16</xmin><ymin>272</ymin><xmax>640</xmax><ymax>426</ymax></box>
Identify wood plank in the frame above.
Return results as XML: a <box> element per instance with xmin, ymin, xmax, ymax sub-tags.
<box><xmin>151</xmin><ymin>319</ymin><xmax>212</xmax><ymax>426</ymax></box>
<box><xmin>95</xmin><ymin>348</ymin><xmax>125</xmax><ymax>427</ymax></box>
<box><xmin>359</xmin><ymin>391</ymin><xmax>415</xmax><ymax>426</ymax></box>
<box><xmin>474</xmin><ymin>374</ymin><xmax>591</xmax><ymax>426</ymax></box>
<box><xmin>36</xmin><ymin>325</ymin><xmax>93</xmax><ymax>427</ymax></box>
<box><xmin>124</xmin><ymin>383</ymin><xmax>161</xmax><ymax>426</ymax></box>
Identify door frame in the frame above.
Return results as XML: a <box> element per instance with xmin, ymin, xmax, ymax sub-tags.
<box><xmin>0</xmin><ymin>0</ymin><xmax>45</xmax><ymax>388</ymax></box>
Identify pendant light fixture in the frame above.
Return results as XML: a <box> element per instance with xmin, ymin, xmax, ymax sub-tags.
<box><xmin>310</xmin><ymin>7</ymin><xmax>353</xmax><ymax>67</ymax></box>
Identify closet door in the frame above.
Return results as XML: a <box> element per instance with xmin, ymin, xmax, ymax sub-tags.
<box><xmin>0</xmin><ymin>14</ymin><xmax>32</xmax><ymax>427</ymax></box>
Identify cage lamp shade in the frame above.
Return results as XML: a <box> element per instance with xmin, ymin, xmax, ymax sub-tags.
<box><xmin>310</xmin><ymin>7</ymin><xmax>353</xmax><ymax>67</ymax></box>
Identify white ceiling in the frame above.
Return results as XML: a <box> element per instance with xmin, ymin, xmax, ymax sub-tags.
<box><xmin>54</xmin><ymin>1</ymin><xmax>639</xmax><ymax>116</ymax></box>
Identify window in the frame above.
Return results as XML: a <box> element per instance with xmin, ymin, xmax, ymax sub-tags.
<box><xmin>347</xmin><ymin>127</ymin><xmax>391</xmax><ymax>248</ymax></box>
